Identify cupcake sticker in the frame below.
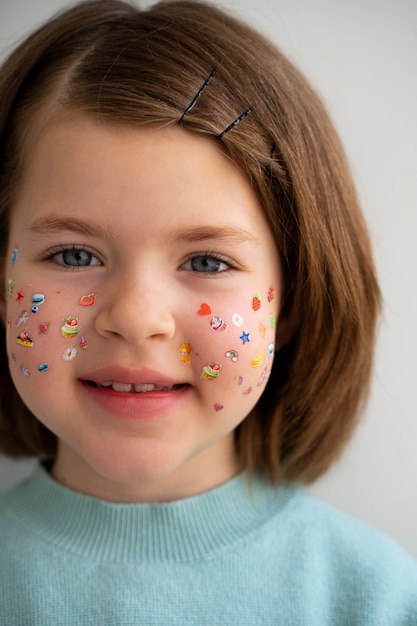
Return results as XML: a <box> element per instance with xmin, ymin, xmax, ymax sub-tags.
<box><xmin>201</xmin><ymin>362</ymin><xmax>222</xmax><ymax>380</ymax></box>
<box><xmin>61</xmin><ymin>316</ymin><xmax>80</xmax><ymax>339</ymax></box>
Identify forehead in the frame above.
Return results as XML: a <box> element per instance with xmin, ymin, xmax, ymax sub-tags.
<box><xmin>9</xmin><ymin>114</ymin><xmax>280</xmax><ymax>280</ymax></box>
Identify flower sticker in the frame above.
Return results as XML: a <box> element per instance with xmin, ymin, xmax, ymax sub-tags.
<box><xmin>231</xmin><ymin>313</ymin><xmax>244</xmax><ymax>327</ymax></box>
<box><xmin>63</xmin><ymin>346</ymin><xmax>78</xmax><ymax>362</ymax></box>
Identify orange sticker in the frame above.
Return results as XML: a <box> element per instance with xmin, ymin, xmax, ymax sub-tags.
<box><xmin>79</xmin><ymin>293</ymin><xmax>97</xmax><ymax>306</ymax></box>
<box><xmin>197</xmin><ymin>303</ymin><xmax>211</xmax><ymax>316</ymax></box>
<box><xmin>179</xmin><ymin>343</ymin><xmax>193</xmax><ymax>364</ymax></box>
<box><xmin>252</xmin><ymin>295</ymin><xmax>261</xmax><ymax>311</ymax></box>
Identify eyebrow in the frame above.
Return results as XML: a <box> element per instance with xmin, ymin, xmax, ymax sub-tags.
<box><xmin>28</xmin><ymin>216</ymin><xmax>260</xmax><ymax>246</ymax></box>
<box><xmin>28</xmin><ymin>215</ymin><xmax>113</xmax><ymax>240</ymax></box>
<box><xmin>170</xmin><ymin>226</ymin><xmax>260</xmax><ymax>245</ymax></box>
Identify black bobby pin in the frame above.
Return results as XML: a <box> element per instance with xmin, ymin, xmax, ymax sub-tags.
<box><xmin>217</xmin><ymin>107</ymin><xmax>253</xmax><ymax>139</ymax></box>
<box><xmin>180</xmin><ymin>66</ymin><xmax>219</xmax><ymax>122</ymax></box>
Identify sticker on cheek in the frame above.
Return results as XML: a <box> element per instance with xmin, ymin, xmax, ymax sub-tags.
<box><xmin>38</xmin><ymin>322</ymin><xmax>51</xmax><ymax>335</ymax></box>
<box><xmin>214</xmin><ymin>403</ymin><xmax>224</xmax><ymax>412</ymax></box>
<box><xmin>225</xmin><ymin>350</ymin><xmax>238</xmax><ymax>363</ymax></box>
<box><xmin>197</xmin><ymin>303</ymin><xmax>211</xmax><ymax>316</ymax></box>
<box><xmin>19</xmin><ymin>364</ymin><xmax>30</xmax><ymax>377</ymax></box>
<box><xmin>16</xmin><ymin>290</ymin><xmax>24</xmax><ymax>304</ymax></box>
<box><xmin>15</xmin><ymin>310</ymin><xmax>29</xmax><ymax>327</ymax></box>
<box><xmin>268</xmin><ymin>343</ymin><xmax>275</xmax><ymax>357</ymax></box>
<box><xmin>242</xmin><ymin>386</ymin><xmax>253</xmax><ymax>396</ymax></box>
<box><xmin>61</xmin><ymin>316</ymin><xmax>80</xmax><ymax>338</ymax></box>
<box><xmin>231</xmin><ymin>313</ymin><xmax>243</xmax><ymax>327</ymax></box>
<box><xmin>79</xmin><ymin>336</ymin><xmax>89</xmax><ymax>350</ymax></box>
<box><xmin>258</xmin><ymin>368</ymin><xmax>270</xmax><ymax>387</ymax></box>
<box><xmin>209</xmin><ymin>316</ymin><xmax>227</xmax><ymax>332</ymax></box>
<box><xmin>270</xmin><ymin>315</ymin><xmax>275</xmax><ymax>328</ymax></box>
<box><xmin>17</xmin><ymin>330</ymin><xmax>34</xmax><ymax>348</ymax></box>
<box><xmin>251</xmin><ymin>352</ymin><xmax>263</xmax><ymax>367</ymax></box>
<box><xmin>201</xmin><ymin>362</ymin><xmax>222</xmax><ymax>380</ymax></box>
<box><xmin>7</xmin><ymin>280</ymin><xmax>14</xmax><ymax>296</ymax></box>
<box><xmin>79</xmin><ymin>293</ymin><xmax>97</xmax><ymax>306</ymax></box>
<box><xmin>10</xmin><ymin>248</ymin><xmax>19</xmax><ymax>264</ymax></box>
<box><xmin>236</xmin><ymin>376</ymin><xmax>243</xmax><ymax>386</ymax></box>
<box><xmin>37</xmin><ymin>363</ymin><xmax>49</xmax><ymax>373</ymax></box>
<box><xmin>258</xmin><ymin>322</ymin><xmax>267</xmax><ymax>339</ymax></box>
<box><xmin>252</xmin><ymin>296</ymin><xmax>261</xmax><ymax>311</ymax></box>
<box><xmin>239</xmin><ymin>331</ymin><xmax>250</xmax><ymax>345</ymax></box>
<box><xmin>63</xmin><ymin>347</ymin><xmax>78</xmax><ymax>362</ymax></box>
<box><xmin>31</xmin><ymin>294</ymin><xmax>45</xmax><ymax>313</ymax></box>
<box><xmin>179</xmin><ymin>343</ymin><xmax>193</xmax><ymax>364</ymax></box>
<box><xmin>267</xmin><ymin>287</ymin><xmax>275</xmax><ymax>302</ymax></box>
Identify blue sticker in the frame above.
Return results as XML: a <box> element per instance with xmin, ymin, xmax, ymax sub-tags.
<box><xmin>10</xmin><ymin>248</ymin><xmax>19</xmax><ymax>264</ymax></box>
<box><xmin>239</xmin><ymin>331</ymin><xmax>250</xmax><ymax>345</ymax></box>
<box><xmin>32</xmin><ymin>294</ymin><xmax>45</xmax><ymax>313</ymax></box>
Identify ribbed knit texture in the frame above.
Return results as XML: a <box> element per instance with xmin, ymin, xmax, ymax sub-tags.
<box><xmin>1</xmin><ymin>465</ymin><xmax>417</xmax><ymax>625</ymax></box>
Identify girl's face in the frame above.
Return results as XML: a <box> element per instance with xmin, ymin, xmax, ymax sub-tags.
<box><xmin>2</xmin><ymin>116</ymin><xmax>282</xmax><ymax>502</ymax></box>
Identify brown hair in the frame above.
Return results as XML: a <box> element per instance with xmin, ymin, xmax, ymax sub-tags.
<box><xmin>0</xmin><ymin>0</ymin><xmax>380</xmax><ymax>482</ymax></box>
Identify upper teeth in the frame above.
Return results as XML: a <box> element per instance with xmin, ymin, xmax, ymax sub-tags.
<box><xmin>97</xmin><ymin>382</ymin><xmax>177</xmax><ymax>393</ymax></box>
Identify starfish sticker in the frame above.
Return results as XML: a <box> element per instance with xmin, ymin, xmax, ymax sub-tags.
<box><xmin>239</xmin><ymin>331</ymin><xmax>250</xmax><ymax>345</ymax></box>
<box><xmin>16</xmin><ymin>290</ymin><xmax>24</xmax><ymax>304</ymax></box>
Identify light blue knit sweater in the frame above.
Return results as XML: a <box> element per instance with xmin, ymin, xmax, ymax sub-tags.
<box><xmin>1</xmin><ymin>465</ymin><xmax>417</xmax><ymax>625</ymax></box>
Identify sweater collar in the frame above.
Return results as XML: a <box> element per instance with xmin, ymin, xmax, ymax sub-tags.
<box><xmin>4</xmin><ymin>464</ymin><xmax>297</xmax><ymax>563</ymax></box>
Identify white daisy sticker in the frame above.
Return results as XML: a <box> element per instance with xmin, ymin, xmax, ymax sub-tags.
<box><xmin>231</xmin><ymin>313</ymin><xmax>244</xmax><ymax>327</ymax></box>
<box><xmin>63</xmin><ymin>346</ymin><xmax>78</xmax><ymax>362</ymax></box>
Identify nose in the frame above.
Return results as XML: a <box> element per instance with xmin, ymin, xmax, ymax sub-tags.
<box><xmin>94</xmin><ymin>270</ymin><xmax>176</xmax><ymax>344</ymax></box>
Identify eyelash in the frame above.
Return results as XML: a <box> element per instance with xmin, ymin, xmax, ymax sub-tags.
<box><xmin>42</xmin><ymin>245</ymin><xmax>102</xmax><ymax>271</ymax></box>
<box><xmin>40</xmin><ymin>246</ymin><xmax>237</xmax><ymax>275</ymax></box>
<box><xmin>180</xmin><ymin>251</ymin><xmax>237</xmax><ymax>275</ymax></box>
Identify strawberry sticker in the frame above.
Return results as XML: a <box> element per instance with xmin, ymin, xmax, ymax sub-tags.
<box><xmin>252</xmin><ymin>295</ymin><xmax>261</xmax><ymax>311</ymax></box>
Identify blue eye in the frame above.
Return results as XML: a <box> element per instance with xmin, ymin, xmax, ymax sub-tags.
<box><xmin>50</xmin><ymin>247</ymin><xmax>101</xmax><ymax>268</ymax></box>
<box><xmin>183</xmin><ymin>255</ymin><xmax>231</xmax><ymax>274</ymax></box>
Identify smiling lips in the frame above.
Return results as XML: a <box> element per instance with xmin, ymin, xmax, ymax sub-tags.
<box><xmin>91</xmin><ymin>382</ymin><xmax>184</xmax><ymax>393</ymax></box>
<box><xmin>82</xmin><ymin>375</ymin><xmax>190</xmax><ymax>420</ymax></box>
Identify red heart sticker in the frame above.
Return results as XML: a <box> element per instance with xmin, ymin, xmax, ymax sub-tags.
<box><xmin>197</xmin><ymin>303</ymin><xmax>211</xmax><ymax>316</ymax></box>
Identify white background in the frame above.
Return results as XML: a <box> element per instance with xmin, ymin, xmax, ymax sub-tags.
<box><xmin>0</xmin><ymin>0</ymin><xmax>416</xmax><ymax>558</ymax></box>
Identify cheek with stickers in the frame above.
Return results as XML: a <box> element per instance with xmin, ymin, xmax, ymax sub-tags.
<box><xmin>4</xmin><ymin>249</ymin><xmax>96</xmax><ymax>389</ymax></box>
<box><xmin>190</xmin><ymin>285</ymin><xmax>279</xmax><ymax>415</ymax></box>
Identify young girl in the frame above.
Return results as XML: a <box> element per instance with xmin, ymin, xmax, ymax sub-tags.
<box><xmin>0</xmin><ymin>0</ymin><xmax>416</xmax><ymax>623</ymax></box>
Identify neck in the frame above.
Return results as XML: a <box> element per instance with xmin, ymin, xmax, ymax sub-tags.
<box><xmin>51</xmin><ymin>440</ymin><xmax>239</xmax><ymax>503</ymax></box>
